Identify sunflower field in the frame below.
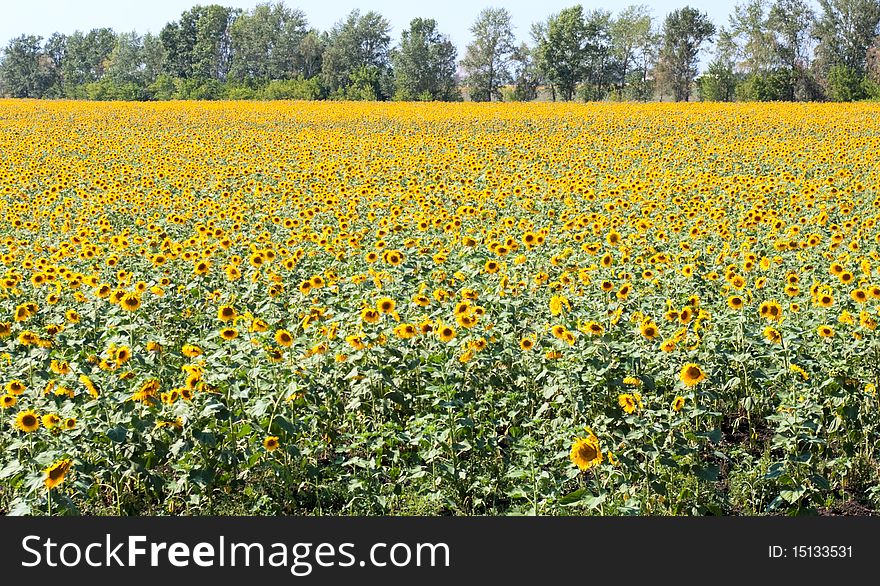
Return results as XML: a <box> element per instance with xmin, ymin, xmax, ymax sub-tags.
<box><xmin>2</xmin><ymin>100</ymin><xmax>880</xmax><ymax>516</ymax></box>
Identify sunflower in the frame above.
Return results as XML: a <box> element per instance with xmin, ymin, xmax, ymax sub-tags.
<box><xmin>1</xmin><ymin>394</ymin><xmax>17</xmax><ymax>409</ymax></box>
<box><xmin>438</xmin><ymin>325</ymin><xmax>456</xmax><ymax>343</ymax></box>
<box><xmin>672</xmin><ymin>396</ymin><xmax>686</xmax><ymax>412</ymax></box>
<box><xmin>79</xmin><ymin>375</ymin><xmax>99</xmax><ymax>399</ymax></box>
<box><xmin>44</xmin><ymin>458</ymin><xmax>73</xmax><ymax>490</ymax></box>
<box><xmin>550</xmin><ymin>325</ymin><xmax>567</xmax><ymax>339</ymax></box>
<box><xmin>456</xmin><ymin>313</ymin><xmax>478</xmax><ymax>328</ymax></box>
<box><xmin>120</xmin><ymin>293</ymin><xmax>141</xmax><ymax>312</ymax></box>
<box><xmin>817</xmin><ymin>324</ymin><xmax>835</xmax><ymax>338</ymax></box>
<box><xmin>581</xmin><ymin>321</ymin><xmax>604</xmax><ymax>336</ymax></box>
<box><xmin>569</xmin><ymin>432</ymin><xmax>603</xmax><ymax>471</ymax></box>
<box><xmin>361</xmin><ymin>308</ymin><xmax>380</xmax><ymax>324</ymax></box>
<box><xmin>131</xmin><ymin>379</ymin><xmax>160</xmax><ymax>404</ymax></box>
<box><xmin>182</xmin><ymin>344</ymin><xmax>202</xmax><ymax>358</ymax></box>
<box><xmin>727</xmin><ymin>295</ymin><xmax>744</xmax><ymax>310</ymax></box>
<box><xmin>115</xmin><ymin>346</ymin><xmax>132</xmax><ymax>364</ymax></box>
<box><xmin>393</xmin><ymin>323</ymin><xmax>417</xmax><ymax>339</ymax></box>
<box><xmin>65</xmin><ymin>309</ymin><xmax>80</xmax><ymax>323</ymax></box>
<box><xmin>15</xmin><ymin>410</ymin><xmax>40</xmax><ymax>432</ymax></box>
<box><xmin>263</xmin><ymin>436</ymin><xmax>280</xmax><ymax>452</ymax></box>
<box><xmin>217</xmin><ymin>305</ymin><xmax>237</xmax><ymax>322</ymax></box>
<box><xmin>519</xmin><ymin>336</ymin><xmax>535</xmax><ymax>351</ymax></box>
<box><xmin>815</xmin><ymin>293</ymin><xmax>834</xmax><ymax>308</ymax></box>
<box><xmin>63</xmin><ymin>417</ymin><xmax>76</xmax><ymax>430</ymax></box>
<box><xmin>225</xmin><ymin>265</ymin><xmax>242</xmax><ymax>281</ymax></box>
<box><xmin>376</xmin><ymin>297</ymin><xmax>396</xmax><ymax>314</ymax></box>
<box><xmin>762</xmin><ymin>327</ymin><xmax>782</xmax><ymax>344</ymax></box>
<box><xmin>345</xmin><ymin>334</ymin><xmax>367</xmax><ymax>350</ymax></box>
<box><xmin>680</xmin><ymin>363</ymin><xmax>706</xmax><ymax>387</ymax></box>
<box><xmin>618</xmin><ymin>393</ymin><xmax>642</xmax><ymax>414</ymax></box>
<box><xmin>275</xmin><ymin>329</ymin><xmax>294</xmax><ymax>347</ymax></box>
<box><xmin>758</xmin><ymin>300</ymin><xmax>783</xmax><ymax>322</ymax></box>
<box><xmin>639</xmin><ymin>321</ymin><xmax>659</xmax><ymax>340</ymax></box>
<box><xmin>220</xmin><ymin>327</ymin><xmax>239</xmax><ymax>341</ymax></box>
<box><xmin>6</xmin><ymin>380</ymin><xmax>26</xmax><ymax>395</ymax></box>
<box><xmin>42</xmin><ymin>413</ymin><xmax>61</xmax><ymax>429</ymax></box>
<box><xmin>484</xmin><ymin>260</ymin><xmax>500</xmax><ymax>274</ymax></box>
<box><xmin>851</xmin><ymin>288</ymin><xmax>868</xmax><ymax>304</ymax></box>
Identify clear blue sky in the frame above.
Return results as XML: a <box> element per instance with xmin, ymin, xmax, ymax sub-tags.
<box><xmin>2</xmin><ymin>0</ymin><xmax>737</xmax><ymax>58</ymax></box>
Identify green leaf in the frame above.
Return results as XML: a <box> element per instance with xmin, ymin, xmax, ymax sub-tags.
<box><xmin>107</xmin><ymin>425</ymin><xmax>127</xmax><ymax>444</ymax></box>
<box><xmin>559</xmin><ymin>488</ymin><xmax>587</xmax><ymax>505</ymax></box>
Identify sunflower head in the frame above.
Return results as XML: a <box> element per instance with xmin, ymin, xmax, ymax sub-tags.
<box><xmin>680</xmin><ymin>363</ymin><xmax>706</xmax><ymax>387</ymax></box>
<box><xmin>570</xmin><ymin>433</ymin><xmax>603</xmax><ymax>471</ymax></box>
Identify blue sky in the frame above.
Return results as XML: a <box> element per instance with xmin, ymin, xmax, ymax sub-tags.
<box><xmin>2</xmin><ymin>0</ymin><xmax>738</xmax><ymax>52</ymax></box>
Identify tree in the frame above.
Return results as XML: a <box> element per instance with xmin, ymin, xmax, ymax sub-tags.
<box><xmin>192</xmin><ymin>5</ymin><xmax>238</xmax><ymax>80</ymax></box>
<box><xmin>579</xmin><ymin>9</ymin><xmax>614</xmax><ymax>100</ymax></box>
<box><xmin>699</xmin><ymin>28</ymin><xmax>738</xmax><ymax>100</ymax></box>
<box><xmin>142</xmin><ymin>32</ymin><xmax>166</xmax><ymax>86</ymax></box>
<box><xmin>296</xmin><ymin>30</ymin><xmax>326</xmax><ymax>79</ymax></box>
<box><xmin>510</xmin><ymin>43</ymin><xmax>540</xmax><ymax>101</ymax></box>
<box><xmin>105</xmin><ymin>32</ymin><xmax>145</xmax><ymax>87</ymax></box>
<box><xmin>160</xmin><ymin>5</ymin><xmax>237</xmax><ymax>80</ymax></box>
<box><xmin>657</xmin><ymin>7</ymin><xmax>716</xmax><ymax>101</ymax></box>
<box><xmin>610</xmin><ymin>5</ymin><xmax>654</xmax><ymax>94</ymax></box>
<box><xmin>813</xmin><ymin>0</ymin><xmax>880</xmax><ymax>84</ymax></box>
<box><xmin>42</xmin><ymin>33</ymin><xmax>67</xmax><ymax>97</ymax></box>
<box><xmin>61</xmin><ymin>28</ymin><xmax>116</xmax><ymax>93</ymax></box>
<box><xmin>535</xmin><ymin>5</ymin><xmax>587</xmax><ymax>101</ymax></box>
<box><xmin>461</xmin><ymin>8</ymin><xmax>515</xmax><ymax>102</ymax></box>
<box><xmin>768</xmin><ymin>0</ymin><xmax>816</xmax><ymax>100</ymax></box>
<box><xmin>321</xmin><ymin>10</ymin><xmax>392</xmax><ymax>99</ymax></box>
<box><xmin>392</xmin><ymin>18</ymin><xmax>459</xmax><ymax>101</ymax></box>
<box><xmin>729</xmin><ymin>0</ymin><xmax>776</xmax><ymax>75</ymax></box>
<box><xmin>0</xmin><ymin>35</ymin><xmax>51</xmax><ymax>97</ymax></box>
<box><xmin>229</xmin><ymin>2</ymin><xmax>309</xmax><ymax>83</ymax></box>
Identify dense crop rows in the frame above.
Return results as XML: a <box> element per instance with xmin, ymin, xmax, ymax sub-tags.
<box><xmin>2</xmin><ymin>100</ymin><xmax>880</xmax><ymax>515</ymax></box>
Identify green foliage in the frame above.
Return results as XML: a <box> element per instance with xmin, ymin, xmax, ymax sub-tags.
<box><xmin>261</xmin><ymin>77</ymin><xmax>322</xmax><ymax>100</ymax></box>
<box><xmin>826</xmin><ymin>65</ymin><xmax>867</xmax><ymax>102</ymax></box>
<box><xmin>698</xmin><ymin>60</ymin><xmax>738</xmax><ymax>101</ymax></box>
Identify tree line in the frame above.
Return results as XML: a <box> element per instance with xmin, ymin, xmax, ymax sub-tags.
<box><xmin>1</xmin><ymin>0</ymin><xmax>878</xmax><ymax>102</ymax></box>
